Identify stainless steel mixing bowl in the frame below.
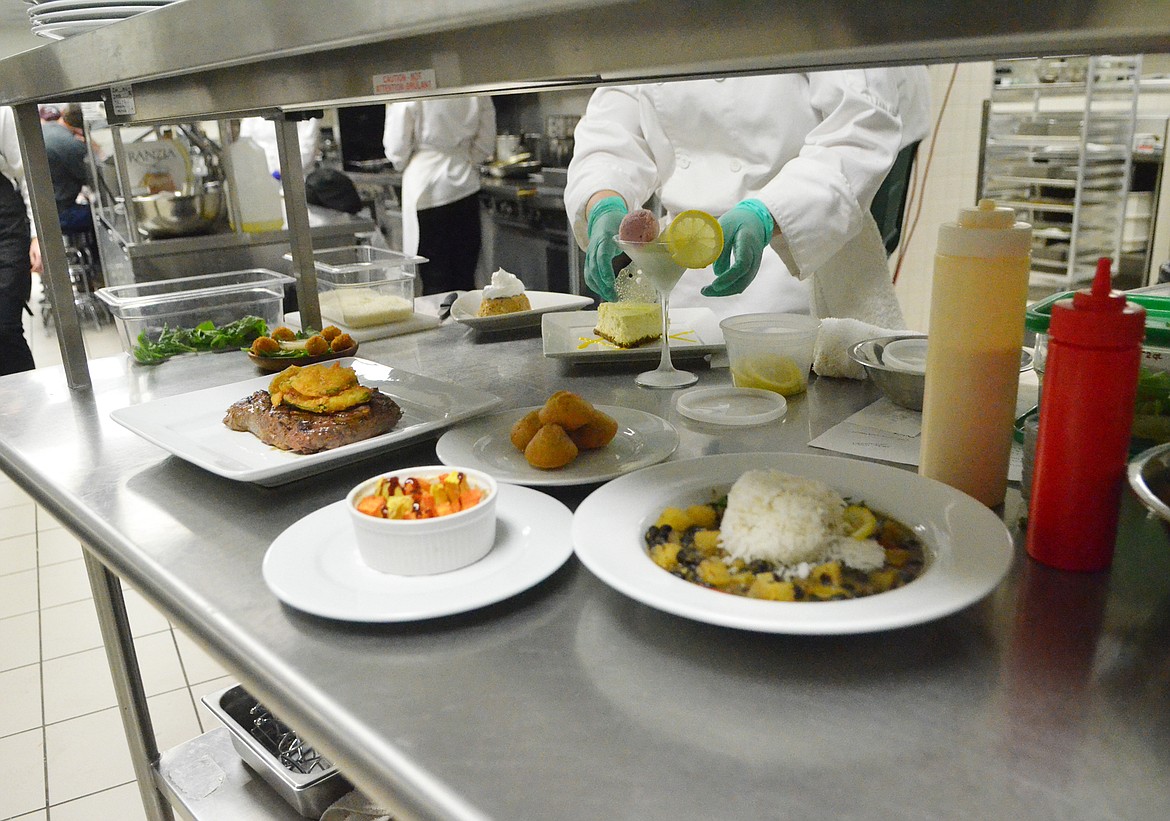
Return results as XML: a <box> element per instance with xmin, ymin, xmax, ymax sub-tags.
<box><xmin>1129</xmin><ymin>442</ymin><xmax>1170</xmax><ymax>528</ymax></box>
<box><xmin>848</xmin><ymin>333</ymin><xmax>928</xmax><ymax>410</ymax></box>
<box><xmin>849</xmin><ymin>334</ymin><xmax>1034</xmax><ymax>412</ymax></box>
<box><xmin>131</xmin><ymin>182</ymin><xmax>224</xmax><ymax>238</ymax></box>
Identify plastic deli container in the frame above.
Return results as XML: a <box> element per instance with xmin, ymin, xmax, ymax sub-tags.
<box><xmin>1025</xmin><ymin>283</ymin><xmax>1170</xmax><ymax>445</ymax></box>
<box><xmin>96</xmin><ymin>268</ymin><xmax>294</xmax><ymax>355</ymax></box>
<box><xmin>284</xmin><ymin>245</ymin><xmax>425</xmax><ymax>328</ymax></box>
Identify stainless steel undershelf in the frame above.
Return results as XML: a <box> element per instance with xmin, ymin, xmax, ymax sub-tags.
<box><xmin>155</xmin><ymin>729</ymin><xmax>307</xmax><ymax>821</ymax></box>
<box><xmin>97</xmin><ymin>207</ymin><xmax>375</xmax><ymax>260</ymax></box>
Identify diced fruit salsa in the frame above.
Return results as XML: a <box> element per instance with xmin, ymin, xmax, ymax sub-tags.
<box><xmin>356</xmin><ymin>472</ymin><xmax>484</xmax><ymax>520</ymax></box>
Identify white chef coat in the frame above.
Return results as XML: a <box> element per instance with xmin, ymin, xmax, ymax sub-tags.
<box><xmin>0</xmin><ymin>107</ymin><xmax>35</xmax><ymax>236</ymax></box>
<box><xmin>382</xmin><ymin>98</ymin><xmax>495</xmax><ymax>256</ymax></box>
<box><xmin>238</xmin><ymin>117</ymin><xmax>322</xmax><ymax>177</ymax></box>
<box><xmin>564</xmin><ymin>69</ymin><xmax>931</xmax><ymax>320</ymax></box>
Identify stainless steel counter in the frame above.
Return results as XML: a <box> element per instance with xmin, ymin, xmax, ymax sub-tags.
<box><xmin>1</xmin><ymin>322</ymin><xmax>1168</xmax><ymax>821</ymax></box>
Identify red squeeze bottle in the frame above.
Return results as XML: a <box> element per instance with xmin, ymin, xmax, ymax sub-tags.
<box><xmin>1026</xmin><ymin>258</ymin><xmax>1145</xmax><ymax>571</ymax></box>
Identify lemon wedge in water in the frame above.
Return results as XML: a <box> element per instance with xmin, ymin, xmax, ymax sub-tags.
<box><xmin>731</xmin><ymin>355</ymin><xmax>806</xmax><ymax>396</ymax></box>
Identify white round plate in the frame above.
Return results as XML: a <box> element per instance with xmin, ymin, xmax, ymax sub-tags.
<box><xmin>572</xmin><ymin>452</ymin><xmax>1014</xmax><ymax>635</ymax></box>
<box><xmin>31</xmin><ymin>19</ymin><xmax>110</xmax><ymax>36</ymax></box>
<box><xmin>31</xmin><ymin>0</ymin><xmax>171</xmax><ymax>9</ymax></box>
<box><xmin>31</xmin><ymin>6</ymin><xmax>153</xmax><ymax>22</ymax></box>
<box><xmin>673</xmin><ymin>386</ymin><xmax>787</xmax><ymax>426</ymax></box>
<box><xmin>435</xmin><ymin>405</ymin><xmax>679</xmax><ymax>487</ymax></box>
<box><xmin>263</xmin><ymin>484</ymin><xmax>573</xmax><ymax>621</ymax></box>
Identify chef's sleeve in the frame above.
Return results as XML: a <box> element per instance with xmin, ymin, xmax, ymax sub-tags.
<box><xmin>382</xmin><ymin>102</ymin><xmax>416</xmax><ymax>172</ymax></box>
<box><xmin>755</xmin><ymin>69</ymin><xmax>908</xmax><ymax>277</ymax></box>
<box><xmin>564</xmin><ymin>85</ymin><xmax>659</xmax><ymax>251</ymax></box>
<box><xmin>471</xmin><ymin>99</ymin><xmax>496</xmax><ymax>166</ymax></box>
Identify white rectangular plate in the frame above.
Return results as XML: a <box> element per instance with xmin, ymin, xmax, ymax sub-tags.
<box><xmin>542</xmin><ymin>308</ymin><xmax>725</xmax><ymax>362</ymax></box>
<box><xmin>110</xmin><ymin>357</ymin><xmax>503</xmax><ymax>486</ymax></box>
<box><xmin>451</xmin><ymin>290</ymin><xmax>594</xmax><ymax>331</ymax></box>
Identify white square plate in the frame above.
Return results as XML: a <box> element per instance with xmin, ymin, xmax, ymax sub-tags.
<box><xmin>541</xmin><ymin>308</ymin><xmax>724</xmax><ymax>362</ymax></box>
<box><xmin>451</xmin><ymin>290</ymin><xmax>594</xmax><ymax>331</ymax></box>
<box><xmin>110</xmin><ymin>357</ymin><xmax>503</xmax><ymax>486</ymax></box>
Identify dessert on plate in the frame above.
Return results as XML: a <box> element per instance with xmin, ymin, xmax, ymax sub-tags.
<box><xmin>477</xmin><ymin>268</ymin><xmax>532</xmax><ymax>316</ymax></box>
<box><xmin>594</xmin><ymin>301</ymin><xmax>661</xmax><ymax>348</ymax></box>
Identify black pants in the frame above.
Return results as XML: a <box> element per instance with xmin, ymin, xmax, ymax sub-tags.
<box><xmin>0</xmin><ymin>176</ymin><xmax>34</xmax><ymax>377</ymax></box>
<box><xmin>416</xmin><ymin>192</ymin><xmax>482</xmax><ymax>295</ymax></box>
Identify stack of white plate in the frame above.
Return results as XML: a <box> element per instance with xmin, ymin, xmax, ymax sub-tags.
<box><xmin>27</xmin><ymin>0</ymin><xmax>178</xmax><ymax>41</ymax></box>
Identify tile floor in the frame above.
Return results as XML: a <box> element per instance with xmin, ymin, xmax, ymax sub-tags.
<box><xmin>1</xmin><ymin>278</ymin><xmax>238</xmax><ymax>820</ymax></box>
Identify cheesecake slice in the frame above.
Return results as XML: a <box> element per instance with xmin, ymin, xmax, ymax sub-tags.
<box><xmin>594</xmin><ymin>301</ymin><xmax>661</xmax><ymax>348</ymax></box>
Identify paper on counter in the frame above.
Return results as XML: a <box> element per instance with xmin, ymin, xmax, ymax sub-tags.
<box><xmin>810</xmin><ymin>396</ymin><xmax>1023</xmax><ymax>482</ymax></box>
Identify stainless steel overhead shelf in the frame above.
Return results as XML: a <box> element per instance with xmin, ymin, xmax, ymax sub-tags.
<box><xmin>1</xmin><ymin>0</ymin><xmax>1169</xmax><ymax>123</ymax></box>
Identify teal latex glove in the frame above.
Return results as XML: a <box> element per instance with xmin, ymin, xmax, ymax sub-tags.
<box><xmin>701</xmin><ymin>199</ymin><xmax>774</xmax><ymax>297</ymax></box>
<box><xmin>585</xmin><ymin>196</ymin><xmax>628</xmax><ymax>302</ymax></box>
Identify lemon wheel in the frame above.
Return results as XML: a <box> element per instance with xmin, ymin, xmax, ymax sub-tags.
<box><xmin>843</xmin><ymin>505</ymin><xmax>878</xmax><ymax>540</ymax></box>
<box><xmin>730</xmin><ymin>355</ymin><xmax>807</xmax><ymax>396</ymax></box>
<box><xmin>664</xmin><ymin>210</ymin><xmax>724</xmax><ymax>269</ymax></box>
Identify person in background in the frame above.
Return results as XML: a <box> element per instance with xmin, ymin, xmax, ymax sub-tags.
<box><xmin>382</xmin><ymin>97</ymin><xmax>495</xmax><ymax>294</ymax></box>
<box><xmin>0</xmin><ymin>106</ymin><xmax>38</xmax><ymax>375</ymax></box>
<box><xmin>237</xmin><ymin>116</ymin><xmax>323</xmax><ymax>179</ymax></box>
<box><xmin>41</xmin><ymin>104</ymin><xmax>94</xmax><ymax>236</ymax></box>
<box><xmin>565</xmin><ymin>69</ymin><xmax>931</xmax><ymax>325</ymax></box>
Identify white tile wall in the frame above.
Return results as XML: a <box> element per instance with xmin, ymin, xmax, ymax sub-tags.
<box><xmin>893</xmin><ymin>61</ymin><xmax>995</xmax><ymax>331</ymax></box>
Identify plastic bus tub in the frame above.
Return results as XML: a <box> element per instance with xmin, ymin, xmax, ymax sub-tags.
<box><xmin>284</xmin><ymin>245</ymin><xmax>424</xmax><ymax>328</ymax></box>
<box><xmin>96</xmin><ymin>268</ymin><xmax>293</xmax><ymax>356</ymax></box>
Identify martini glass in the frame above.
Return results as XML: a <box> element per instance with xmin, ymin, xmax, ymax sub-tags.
<box><xmin>615</xmin><ymin>238</ymin><xmax>698</xmax><ymax>388</ymax></box>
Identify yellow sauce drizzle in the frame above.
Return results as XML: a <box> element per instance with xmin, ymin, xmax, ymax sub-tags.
<box><xmin>576</xmin><ymin>328</ymin><xmax>697</xmax><ymax>351</ymax></box>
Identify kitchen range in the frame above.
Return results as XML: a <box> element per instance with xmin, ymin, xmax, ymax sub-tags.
<box><xmin>478</xmin><ymin>170</ymin><xmax>578</xmax><ymax>294</ymax></box>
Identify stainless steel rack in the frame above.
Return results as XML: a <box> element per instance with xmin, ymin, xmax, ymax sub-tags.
<box><xmin>1</xmin><ymin>3</ymin><xmax>1169</xmax><ymax>820</ymax></box>
<box><xmin>980</xmin><ymin>55</ymin><xmax>1144</xmax><ymax>288</ymax></box>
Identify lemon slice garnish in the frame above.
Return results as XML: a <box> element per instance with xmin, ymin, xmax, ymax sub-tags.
<box><xmin>731</xmin><ymin>355</ymin><xmax>806</xmax><ymax>396</ymax></box>
<box><xmin>664</xmin><ymin>209</ymin><xmax>724</xmax><ymax>269</ymax></box>
<box><xmin>843</xmin><ymin>505</ymin><xmax>878</xmax><ymax>540</ymax></box>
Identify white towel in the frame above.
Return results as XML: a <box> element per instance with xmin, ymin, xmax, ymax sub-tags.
<box><xmin>320</xmin><ymin>790</ymin><xmax>393</xmax><ymax>821</ymax></box>
<box><xmin>808</xmin><ymin>215</ymin><xmax>905</xmax><ymax>330</ymax></box>
<box><xmin>813</xmin><ymin>317</ymin><xmax>909</xmax><ymax>380</ymax></box>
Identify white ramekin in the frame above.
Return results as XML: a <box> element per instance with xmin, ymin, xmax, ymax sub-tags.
<box><xmin>346</xmin><ymin>466</ymin><xmax>498</xmax><ymax>575</ymax></box>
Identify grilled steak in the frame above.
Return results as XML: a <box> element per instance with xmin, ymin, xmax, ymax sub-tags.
<box><xmin>223</xmin><ymin>388</ymin><xmax>404</xmax><ymax>454</ymax></box>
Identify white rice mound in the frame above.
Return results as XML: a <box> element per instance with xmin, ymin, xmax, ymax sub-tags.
<box><xmin>718</xmin><ymin>469</ymin><xmax>885</xmax><ymax>571</ymax></box>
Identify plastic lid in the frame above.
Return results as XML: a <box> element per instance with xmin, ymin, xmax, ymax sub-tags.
<box><xmin>1050</xmin><ymin>258</ymin><xmax>1146</xmax><ymax>347</ymax></box>
<box><xmin>936</xmin><ymin>198</ymin><xmax>1032</xmax><ymax>259</ymax></box>
<box><xmin>673</xmin><ymin>386</ymin><xmax>787</xmax><ymax>426</ymax></box>
<box><xmin>958</xmin><ymin>198</ymin><xmax>1018</xmax><ymax>229</ymax></box>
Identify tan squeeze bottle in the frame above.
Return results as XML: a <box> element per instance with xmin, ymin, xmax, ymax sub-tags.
<box><xmin>919</xmin><ymin>199</ymin><xmax>1031</xmax><ymax>507</ymax></box>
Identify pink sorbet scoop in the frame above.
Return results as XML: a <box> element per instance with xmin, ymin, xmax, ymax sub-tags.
<box><xmin>618</xmin><ymin>209</ymin><xmax>660</xmax><ymax>243</ymax></box>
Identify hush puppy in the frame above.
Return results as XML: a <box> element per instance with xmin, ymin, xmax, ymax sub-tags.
<box><xmin>510</xmin><ymin>410</ymin><xmax>543</xmax><ymax>451</ymax></box>
<box><xmin>568</xmin><ymin>409</ymin><xmax>618</xmax><ymax>450</ymax></box>
<box><xmin>538</xmin><ymin>390</ymin><xmax>595</xmax><ymax>431</ymax></box>
<box><xmin>524</xmin><ymin>423</ymin><xmax>579</xmax><ymax>469</ymax></box>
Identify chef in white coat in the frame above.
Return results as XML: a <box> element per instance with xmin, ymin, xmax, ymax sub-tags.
<box><xmin>383</xmin><ymin>97</ymin><xmax>495</xmax><ymax>294</ymax></box>
<box><xmin>565</xmin><ymin>68</ymin><xmax>931</xmax><ymax>325</ymax></box>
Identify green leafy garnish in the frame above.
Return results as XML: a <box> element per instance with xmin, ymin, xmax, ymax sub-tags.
<box><xmin>132</xmin><ymin>316</ymin><xmax>269</xmax><ymax>365</ymax></box>
<box><xmin>1134</xmin><ymin>367</ymin><xmax>1170</xmax><ymax>444</ymax></box>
